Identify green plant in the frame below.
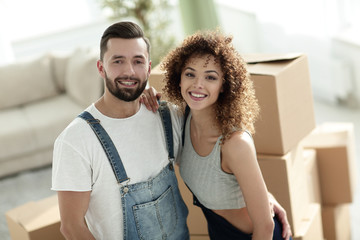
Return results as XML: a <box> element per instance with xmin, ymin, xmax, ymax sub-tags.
<box><xmin>99</xmin><ymin>0</ymin><xmax>175</xmax><ymax>66</ymax></box>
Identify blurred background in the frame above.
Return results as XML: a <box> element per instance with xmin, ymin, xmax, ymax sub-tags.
<box><xmin>0</xmin><ymin>0</ymin><xmax>359</xmax><ymax>239</ymax></box>
<box><xmin>1</xmin><ymin>0</ymin><xmax>360</xmax><ymax>106</ymax></box>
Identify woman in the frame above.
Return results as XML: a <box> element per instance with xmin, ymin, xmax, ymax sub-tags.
<box><xmin>142</xmin><ymin>30</ymin><xmax>292</xmax><ymax>240</ymax></box>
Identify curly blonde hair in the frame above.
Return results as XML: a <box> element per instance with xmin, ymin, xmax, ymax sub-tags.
<box><xmin>161</xmin><ymin>30</ymin><xmax>260</xmax><ymax>141</ymax></box>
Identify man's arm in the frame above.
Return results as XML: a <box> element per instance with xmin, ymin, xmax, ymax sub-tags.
<box><xmin>268</xmin><ymin>192</ymin><xmax>292</xmax><ymax>240</ymax></box>
<box><xmin>57</xmin><ymin>191</ymin><xmax>96</xmax><ymax>240</ymax></box>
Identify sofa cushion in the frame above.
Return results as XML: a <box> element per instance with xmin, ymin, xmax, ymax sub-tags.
<box><xmin>51</xmin><ymin>53</ymin><xmax>70</xmax><ymax>92</ymax></box>
<box><xmin>0</xmin><ymin>54</ymin><xmax>59</xmax><ymax>110</ymax></box>
<box><xmin>0</xmin><ymin>148</ymin><xmax>54</xmax><ymax>178</ymax></box>
<box><xmin>0</xmin><ymin>108</ymin><xmax>37</xmax><ymax>161</ymax></box>
<box><xmin>23</xmin><ymin>95</ymin><xmax>84</xmax><ymax>150</ymax></box>
<box><xmin>0</xmin><ymin>95</ymin><xmax>83</xmax><ymax>162</ymax></box>
<box><xmin>65</xmin><ymin>48</ymin><xmax>103</xmax><ymax>107</ymax></box>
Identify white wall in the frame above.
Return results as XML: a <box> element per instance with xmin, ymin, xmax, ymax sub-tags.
<box><xmin>11</xmin><ymin>20</ymin><xmax>109</xmax><ymax>61</ymax></box>
<box><xmin>2</xmin><ymin>0</ymin><xmax>360</xmax><ymax>107</ymax></box>
<box><xmin>2</xmin><ymin>1</ymin><xmax>184</xmax><ymax>64</ymax></box>
<box><xmin>0</xmin><ymin>5</ymin><xmax>14</xmax><ymax>65</ymax></box>
<box><xmin>216</xmin><ymin>0</ymin><xmax>360</xmax><ymax>107</ymax></box>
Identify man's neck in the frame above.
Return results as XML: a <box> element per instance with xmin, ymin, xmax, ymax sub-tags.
<box><xmin>94</xmin><ymin>95</ymin><xmax>141</xmax><ymax>119</ymax></box>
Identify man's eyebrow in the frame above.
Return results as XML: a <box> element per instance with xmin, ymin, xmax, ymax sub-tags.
<box><xmin>111</xmin><ymin>55</ymin><xmax>146</xmax><ymax>60</ymax></box>
<box><xmin>134</xmin><ymin>55</ymin><xmax>146</xmax><ymax>59</ymax></box>
<box><xmin>112</xmin><ymin>55</ymin><xmax>125</xmax><ymax>60</ymax></box>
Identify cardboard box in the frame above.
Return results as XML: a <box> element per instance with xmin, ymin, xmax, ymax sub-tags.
<box><xmin>301</xmin><ymin>122</ymin><xmax>357</xmax><ymax>204</ymax></box>
<box><xmin>303</xmin><ymin>149</ymin><xmax>321</xmax><ymax>204</ymax></box>
<box><xmin>257</xmin><ymin>145</ymin><xmax>310</xmax><ymax>235</ymax></box>
<box><xmin>175</xmin><ymin>165</ymin><xmax>209</xmax><ymax>236</ymax></box>
<box><xmin>243</xmin><ymin>53</ymin><xmax>316</xmax><ymax>155</ymax></box>
<box><xmin>322</xmin><ymin>204</ymin><xmax>351</xmax><ymax>240</ymax></box>
<box><xmin>293</xmin><ymin>203</ymin><xmax>324</xmax><ymax>240</ymax></box>
<box><xmin>6</xmin><ymin>195</ymin><xmax>64</xmax><ymax>240</ymax></box>
<box><xmin>148</xmin><ymin>64</ymin><xmax>167</xmax><ymax>99</ymax></box>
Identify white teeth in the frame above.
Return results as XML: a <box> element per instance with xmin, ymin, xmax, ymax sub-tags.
<box><xmin>121</xmin><ymin>81</ymin><xmax>135</xmax><ymax>86</ymax></box>
<box><xmin>190</xmin><ymin>92</ymin><xmax>206</xmax><ymax>98</ymax></box>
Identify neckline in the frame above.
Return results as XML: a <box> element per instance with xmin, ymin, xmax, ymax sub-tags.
<box><xmin>91</xmin><ymin>103</ymin><xmax>146</xmax><ymax>121</ymax></box>
<box><xmin>186</xmin><ymin>113</ymin><xmax>222</xmax><ymax>159</ymax></box>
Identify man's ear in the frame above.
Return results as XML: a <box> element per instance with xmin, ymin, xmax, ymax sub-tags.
<box><xmin>97</xmin><ymin>60</ymin><xmax>105</xmax><ymax>78</ymax></box>
<box><xmin>148</xmin><ymin>61</ymin><xmax>152</xmax><ymax>76</ymax></box>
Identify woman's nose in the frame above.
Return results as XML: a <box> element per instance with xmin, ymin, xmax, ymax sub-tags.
<box><xmin>193</xmin><ymin>77</ymin><xmax>203</xmax><ymax>88</ymax></box>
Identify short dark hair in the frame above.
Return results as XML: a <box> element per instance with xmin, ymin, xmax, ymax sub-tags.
<box><xmin>100</xmin><ymin>21</ymin><xmax>151</xmax><ymax>60</ymax></box>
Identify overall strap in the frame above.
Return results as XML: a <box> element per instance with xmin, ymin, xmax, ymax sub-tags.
<box><xmin>158</xmin><ymin>101</ymin><xmax>175</xmax><ymax>162</ymax></box>
<box><xmin>182</xmin><ymin>105</ymin><xmax>190</xmax><ymax>146</ymax></box>
<box><xmin>78</xmin><ymin>111</ymin><xmax>129</xmax><ymax>184</ymax></box>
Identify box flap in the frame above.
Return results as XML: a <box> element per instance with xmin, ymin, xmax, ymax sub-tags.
<box><xmin>244</xmin><ymin>53</ymin><xmax>305</xmax><ymax>76</ymax></box>
<box><xmin>6</xmin><ymin>201</ymin><xmax>36</xmax><ymax>223</ymax></box>
<box><xmin>302</xmin><ymin>122</ymin><xmax>353</xmax><ymax>148</ymax></box>
<box><xmin>242</xmin><ymin>53</ymin><xmax>303</xmax><ymax>64</ymax></box>
<box><xmin>16</xmin><ymin>195</ymin><xmax>60</xmax><ymax>231</ymax></box>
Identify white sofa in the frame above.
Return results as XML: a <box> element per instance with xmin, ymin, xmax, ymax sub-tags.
<box><xmin>0</xmin><ymin>48</ymin><xmax>103</xmax><ymax>178</ymax></box>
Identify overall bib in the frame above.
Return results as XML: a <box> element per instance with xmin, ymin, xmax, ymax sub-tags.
<box><xmin>78</xmin><ymin>102</ymin><xmax>189</xmax><ymax>240</ymax></box>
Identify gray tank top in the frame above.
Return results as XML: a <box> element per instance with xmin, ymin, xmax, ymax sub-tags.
<box><xmin>179</xmin><ymin>113</ymin><xmax>246</xmax><ymax>210</ymax></box>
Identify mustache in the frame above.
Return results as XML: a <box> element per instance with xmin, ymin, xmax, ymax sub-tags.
<box><xmin>115</xmin><ymin>76</ymin><xmax>140</xmax><ymax>81</ymax></box>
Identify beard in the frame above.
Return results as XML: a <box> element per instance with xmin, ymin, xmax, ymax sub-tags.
<box><xmin>104</xmin><ymin>71</ymin><xmax>147</xmax><ymax>102</ymax></box>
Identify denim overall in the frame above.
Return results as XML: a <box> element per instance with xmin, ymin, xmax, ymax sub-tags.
<box><xmin>78</xmin><ymin>102</ymin><xmax>189</xmax><ymax>240</ymax></box>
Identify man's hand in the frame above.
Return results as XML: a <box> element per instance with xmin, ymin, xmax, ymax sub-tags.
<box><xmin>140</xmin><ymin>87</ymin><xmax>161</xmax><ymax>112</ymax></box>
<box><xmin>268</xmin><ymin>192</ymin><xmax>292</xmax><ymax>240</ymax></box>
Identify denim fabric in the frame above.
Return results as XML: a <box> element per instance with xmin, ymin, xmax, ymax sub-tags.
<box><xmin>78</xmin><ymin>102</ymin><xmax>189</xmax><ymax>240</ymax></box>
<box><xmin>121</xmin><ymin>163</ymin><xmax>189</xmax><ymax>240</ymax></box>
<box><xmin>193</xmin><ymin>194</ymin><xmax>290</xmax><ymax>240</ymax></box>
<box><xmin>78</xmin><ymin>111</ymin><xmax>129</xmax><ymax>183</ymax></box>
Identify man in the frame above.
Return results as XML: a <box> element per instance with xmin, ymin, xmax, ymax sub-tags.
<box><xmin>52</xmin><ymin>21</ymin><xmax>189</xmax><ymax>239</ymax></box>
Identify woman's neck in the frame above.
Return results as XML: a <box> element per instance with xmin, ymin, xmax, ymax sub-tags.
<box><xmin>190</xmin><ymin>108</ymin><xmax>221</xmax><ymax>138</ymax></box>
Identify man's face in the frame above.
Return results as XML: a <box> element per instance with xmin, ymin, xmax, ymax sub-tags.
<box><xmin>98</xmin><ymin>38</ymin><xmax>151</xmax><ymax>102</ymax></box>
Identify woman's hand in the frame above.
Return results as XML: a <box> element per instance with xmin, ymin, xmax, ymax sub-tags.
<box><xmin>140</xmin><ymin>87</ymin><xmax>162</xmax><ymax>112</ymax></box>
<box><xmin>268</xmin><ymin>192</ymin><xmax>292</xmax><ymax>240</ymax></box>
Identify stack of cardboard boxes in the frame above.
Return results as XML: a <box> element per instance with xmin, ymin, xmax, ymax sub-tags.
<box><xmin>301</xmin><ymin>122</ymin><xmax>356</xmax><ymax>240</ymax></box>
<box><xmin>243</xmin><ymin>53</ymin><xmax>325</xmax><ymax>240</ymax></box>
<box><xmin>247</xmin><ymin>54</ymin><xmax>357</xmax><ymax>240</ymax></box>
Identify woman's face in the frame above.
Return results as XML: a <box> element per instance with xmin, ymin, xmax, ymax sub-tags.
<box><xmin>179</xmin><ymin>54</ymin><xmax>224</xmax><ymax>112</ymax></box>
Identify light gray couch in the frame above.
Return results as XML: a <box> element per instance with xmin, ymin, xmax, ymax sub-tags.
<box><xmin>0</xmin><ymin>48</ymin><xmax>103</xmax><ymax>178</ymax></box>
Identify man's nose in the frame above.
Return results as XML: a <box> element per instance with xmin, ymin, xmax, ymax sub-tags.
<box><xmin>123</xmin><ymin>62</ymin><xmax>135</xmax><ymax>76</ymax></box>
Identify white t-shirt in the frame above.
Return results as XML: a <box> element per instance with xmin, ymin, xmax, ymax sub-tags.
<box><xmin>51</xmin><ymin>103</ymin><xmax>183</xmax><ymax>239</ymax></box>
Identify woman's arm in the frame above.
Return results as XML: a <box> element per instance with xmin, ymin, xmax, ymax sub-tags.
<box><xmin>222</xmin><ymin>132</ymin><xmax>274</xmax><ymax>240</ymax></box>
<box><xmin>57</xmin><ymin>191</ymin><xmax>96</xmax><ymax>240</ymax></box>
